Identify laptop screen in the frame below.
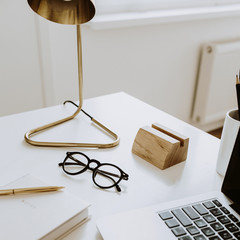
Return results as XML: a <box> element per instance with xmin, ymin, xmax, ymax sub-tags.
<box><xmin>221</xmin><ymin>127</ymin><xmax>240</xmax><ymax>210</ymax></box>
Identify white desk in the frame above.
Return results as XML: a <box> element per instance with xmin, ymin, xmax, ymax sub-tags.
<box><xmin>0</xmin><ymin>92</ymin><xmax>223</xmax><ymax>239</ymax></box>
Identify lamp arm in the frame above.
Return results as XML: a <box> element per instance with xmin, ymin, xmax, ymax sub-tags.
<box><xmin>73</xmin><ymin>24</ymin><xmax>83</xmax><ymax>117</ymax></box>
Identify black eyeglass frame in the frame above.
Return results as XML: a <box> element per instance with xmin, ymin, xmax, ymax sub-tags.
<box><xmin>58</xmin><ymin>152</ymin><xmax>129</xmax><ymax>192</ymax></box>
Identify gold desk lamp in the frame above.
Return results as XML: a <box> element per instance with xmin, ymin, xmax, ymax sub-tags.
<box><xmin>25</xmin><ymin>0</ymin><xmax>120</xmax><ymax>148</ymax></box>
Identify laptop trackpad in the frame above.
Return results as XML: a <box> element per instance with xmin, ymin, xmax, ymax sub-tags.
<box><xmin>97</xmin><ymin>208</ymin><xmax>175</xmax><ymax>240</ymax></box>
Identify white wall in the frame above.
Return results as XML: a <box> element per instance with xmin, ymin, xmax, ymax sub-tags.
<box><xmin>47</xmin><ymin>16</ymin><xmax>240</xmax><ymax>126</ymax></box>
<box><xmin>1</xmin><ymin>2</ymin><xmax>240</xmax><ymax>130</ymax></box>
<box><xmin>0</xmin><ymin>0</ymin><xmax>44</xmax><ymax>116</ymax></box>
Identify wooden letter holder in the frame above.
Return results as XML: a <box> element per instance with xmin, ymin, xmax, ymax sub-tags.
<box><xmin>132</xmin><ymin>123</ymin><xmax>189</xmax><ymax>170</ymax></box>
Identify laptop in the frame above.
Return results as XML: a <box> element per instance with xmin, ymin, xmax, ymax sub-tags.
<box><xmin>97</xmin><ymin>129</ymin><xmax>240</xmax><ymax>240</ymax></box>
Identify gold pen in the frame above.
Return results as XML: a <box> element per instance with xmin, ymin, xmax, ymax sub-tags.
<box><xmin>0</xmin><ymin>186</ymin><xmax>64</xmax><ymax>196</ymax></box>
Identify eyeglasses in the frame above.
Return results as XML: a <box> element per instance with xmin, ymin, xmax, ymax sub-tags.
<box><xmin>58</xmin><ymin>152</ymin><xmax>129</xmax><ymax>192</ymax></box>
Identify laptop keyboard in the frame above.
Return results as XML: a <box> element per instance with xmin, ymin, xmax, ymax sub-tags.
<box><xmin>158</xmin><ymin>199</ymin><xmax>240</xmax><ymax>240</ymax></box>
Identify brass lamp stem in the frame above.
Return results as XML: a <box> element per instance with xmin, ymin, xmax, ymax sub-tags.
<box><xmin>24</xmin><ymin>25</ymin><xmax>120</xmax><ymax>148</ymax></box>
<box><xmin>76</xmin><ymin>25</ymin><xmax>83</xmax><ymax>116</ymax></box>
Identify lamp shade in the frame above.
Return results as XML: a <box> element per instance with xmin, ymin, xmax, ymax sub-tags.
<box><xmin>27</xmin><ymin>0</ymin><xmax>95</xmax><ymax>25</ymax></box>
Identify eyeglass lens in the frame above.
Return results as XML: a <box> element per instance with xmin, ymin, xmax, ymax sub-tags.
<box><xmin>93</xmin><ymin>164</ymin><xmax>122</xmax><ymax>188</ymax></box>
<box><xmin>64</xmin><ymin>153</ymin><xmax>88</xmax><ymax>174</ymax></box>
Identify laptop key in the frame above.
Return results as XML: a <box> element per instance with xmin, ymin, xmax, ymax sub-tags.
<box><xmin>210</xmin><ymin>208</ymin><xmax>223</xmax><ymax>217</ymax></box>
<box><xmin>225</xmin><ymin>223</ymin><xmax>239</xmax><ymax>232</ymax></box>
<box><xmin>228</xmin><ymin>214</ymin><xmax>239</xmax><ymax>222</ymax></box>
<box><xmin>186</xmin><ymin>226</ymin><xmax>200</xmax><ymax>235</ymax></box>
<box><xmin>159</xmin><ymin>211</ymin><xmax>173</xmax><ymax>220</ymax></box>
<box><xmin>192</xmin><ymin>204</ymin><xmax>208</xmax><ymax>215</ymax></box>
<box><xmin>220</xmin><ymin>207</ymin><xmax>230</xmax><ymax>214</ymax></box>
<box><xmin>172</xmin><ymin>209</ymin><xmax>192</xmax><ymax>227</ymax></box>
<box><xmin>212</xmin><ymin>200</ymin><xmax>222</xmax><ymax>207</ymax></box>
<box><xmin>194</xmin><ymin>219</ymin><xmax>207</xmax><ymax>228</ymax></box>
<box><xmin>210</xmin><ymin>222</ymin><xmax>224</xmax><ymax>231</ymax></box>
<box><xmin>193</xmin><ymin>234</ymin><xmax>207</xmax><ymax>240</ymax></box>
<box><xmin>178</xmin><ymin>236</ymin><xmax>192</xmax><ymax>240</ymax></box>
<box><xmin>218</xmin><ymin>216</ymin><xmax>231</xmax><ymax>224</ymax></box>
<box><xmin>203</xmin><ymin>201</ymin><xmax>215</xmax><ymax>209</ymax></box>
<box><xmin>203</xmin><ymin>214</ymin><xmax>216</xmax><ymax>223</ymax></box>
<box><xmin>218</xmin><ymin>230</ymin><xmax>232</xmax><ymax>239</ymax></box>
<box><xmin>209</xmin><ymin>236</ymin><xmax>221</xmax><ymax>240</ymax></box>
<box><xmin>182</xmin><ymin>206</ymin><xmax>200</xmax><ymax>220</ymax></box>
<box><xmin>165</xmin><ymin>218</ymin><xmax>180</xmax><ymax>228</ymax></box>
<box><xmin>172</xmin><ymin>227</ymin><xmax>186</xmax><ymax>237</ymax></box>
<box><xmin>233</xmin><ymin>231</ymin><xmax>240</xmax><ymax>239</ymax></box>
<box><xmin>201</xmin><ymin>227</ymin><xmax>215</xmax><ymax>237</ymax></box>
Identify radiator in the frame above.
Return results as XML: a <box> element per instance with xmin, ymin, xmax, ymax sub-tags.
<box><xmin>192</xmin><ymin>40</ymin><xmax>239</xmax><ymax>131</ymax></box>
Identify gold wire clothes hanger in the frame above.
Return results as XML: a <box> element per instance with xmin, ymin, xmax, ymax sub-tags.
<box><xmin>24</xmin><ymin>0</ymin><xmax>120</xmax><ymax>148</ymax></box>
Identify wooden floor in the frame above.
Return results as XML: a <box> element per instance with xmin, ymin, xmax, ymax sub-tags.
<box><xmin>208</xmin><ymin>128</ymin><xmax>223</xmax><ymax>139</ymax></box>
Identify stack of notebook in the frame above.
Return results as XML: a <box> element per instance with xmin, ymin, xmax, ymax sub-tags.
<box><xmin>0</xmin><ymin>175</ymin><xmax>90</xmax><ymax>240</ymax></box>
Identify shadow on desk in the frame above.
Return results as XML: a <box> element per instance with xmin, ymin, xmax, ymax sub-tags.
<box><xmin>132</xmin><ymin>154</ymin><xmax>186</xmax><ymax>186</ymax></box>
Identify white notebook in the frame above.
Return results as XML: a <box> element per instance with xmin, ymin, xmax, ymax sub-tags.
<box><xmin>0</xmin><ymin>175</ymin><xmax>90</xmax><ymax>240</ymax></box>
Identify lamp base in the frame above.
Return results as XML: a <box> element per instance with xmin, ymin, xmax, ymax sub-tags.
<box><xmin>24</xmin><ymin>101</ymin><xmax>120</xmax><ymax>148</ymax></box>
